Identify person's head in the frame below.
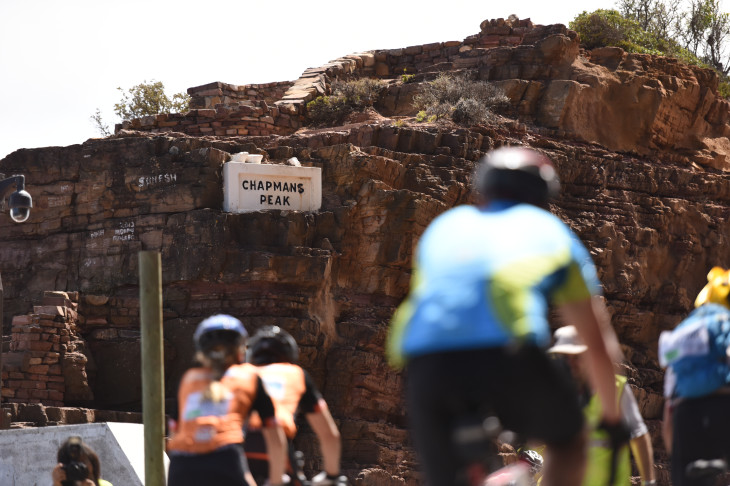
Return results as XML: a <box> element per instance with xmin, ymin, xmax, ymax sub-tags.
<box><xmin>547</xmin><ymin>325</ymin><xmax>588</xmax><ymax>382</ymax></box>
<box><xmin>473</xmin><ymin>146</ymin><xmax>560</xmax><ymax>209</ymax></box>
<box><xmin>193</xmin><ymin>314</ymin><xmax>248</xmax><ymax>374</ymax></box>
<box><xmin>694</xmin><ymin>266</ymin><xmax>730</xmax><ymax>309</ymax></box>
<box><xmin>247</xmin><ymin>325</ymin><xmax>299</xmax><ymax>365</ymax></box>
<box><xmin>57</xmin><ymin>436</ymin><xmax>101</xmax><ymax>485</ymax></box>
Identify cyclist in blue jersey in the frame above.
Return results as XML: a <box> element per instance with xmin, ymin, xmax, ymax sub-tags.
<box><xmin>660</xmin><ymin>266</ymin><xmax>730</xmax><ymax>486</ymax></box>
<box><xmin>387</xmin><ymin>146</ymin><xmax>628</xmax><ymax>486</ymax></box>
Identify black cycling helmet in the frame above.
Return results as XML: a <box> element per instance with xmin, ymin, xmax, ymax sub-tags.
<box><xmin>474</xmin><ymin>146</ymin><xmax>560</xmax><ymax>208</ymax></box>
<box><xmin>193</xmin><ymin>314</ymin><xmax>248</xmax><ymax>353</ymax></box>
<box><xmin>247</xmin><ymin>325</ymin><xmax>299</xmax><ymax>365</ymax></box>
<box><xmin>518</xmin><ymin>449</ymin><xmax>544</xmax><ymax>475</ymax></box>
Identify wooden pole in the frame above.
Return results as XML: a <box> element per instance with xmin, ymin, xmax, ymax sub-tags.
<box><xmin>139</xmin><ymin>251</ymin><xmax>165</xmax><ymax>486</ymax></box>
<box><xmin>0</xmin><ymin>271</ymin><xmax>4</xmax><ymax>406</ymax></box>
<box><xmin>0</xmin><ymin>271</ymin><xmax>7</xmax><ymax>430</ymax></box>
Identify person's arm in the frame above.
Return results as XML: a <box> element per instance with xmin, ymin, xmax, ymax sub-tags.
<box><xmin>51</xmin><ymin>464</ymin><xmax>66</xmax><ymax>486</ymax></box>
<box><xmin>262</xmin><ymin>425</ymin><xmax>287</xmax><ymax>485</ymax></box>
<box><xmin>251</xmin><ymin>376</ymin><xmax>288</xmax><ymax>485</ymax></box>
<box><xmin>662</xmin><ymin>399</ymin><xmax>673</xmax><ymax>454</ymax></box>
<box><xmin>630</xmin><ymin>433</ymin><xmax>656</xmax><ymax>484</ymax></box>
<box><xmin>299</xmin><ymin>370</ymin><xmax>341</xmax><ymax>477</ymax></box>
<box><xmin>306</xmin><ymin>400</ymin><xmax>342</xmax><ymax>477</ymax></box>
<box><xmin>559</xmin><ymin>296</ymin><xmax>620</xmax><ymax>423</ymax></box>
<box><xmin>619</xmin><ymin>383</ymin><xmax>655</xmax><ymax>483</ymax></box>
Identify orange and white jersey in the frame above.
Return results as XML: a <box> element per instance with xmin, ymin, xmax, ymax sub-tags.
<box><xmin>168</xmin><ymin>363</ymin><xmax>261</xmax><ymax>454</ymax></box>
<box><xmin>249</xmin><ymin>363</ymin><xmax>308</xmax><ymax>438</ymax></box>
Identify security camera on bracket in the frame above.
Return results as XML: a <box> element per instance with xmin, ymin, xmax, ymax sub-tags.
<box><xmin>0</xmin><ymin>174</ymin><xmax>32</xmax><ymax>223</ymax></box>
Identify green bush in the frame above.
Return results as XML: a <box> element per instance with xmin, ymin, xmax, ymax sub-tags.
<box><xmin>402</xmin><ymin>69</ymin><xmax>416</xmax><ymax>84</ymax></box>
<box><xmin>413</xmin><ymin>73</ymin><xmax>509</xmax><ymax>126</ymax></box>
<box><xmin>306</xmin><ymin>96</ymin><xmax>353</xmax><ymax>127</ymax></box>
<box><xmin>306</xmin><ymin>78</ymin><xmax>386</xmax><ymax>126</ymax></box>
<box><xmin>570</xmin><ymin>9</ymin><xmax>707</xmax><ymax>67</ymax></box>
<box><xmin>452</xmin><ymin>98</ymin><xmax>491</xmax><ymax>126</ymax></box>
<box><xmin>570</xmin><ymin>9</ymin><xmax>638</xmax><ymax>50</ymax></box>
<box><xmin>719</xmin><ymin>77</ymin><xmax>730</xmax><ymax>98</ymax></box>
<box><xmin>114</xmin><ymin>80</ymin><xmax>190</xmax><ymax>120</ymax></box>
<box><xmin>332</xmin><ymin>78</ymin><xmax>386</xmax><ymax>108</ymax></box>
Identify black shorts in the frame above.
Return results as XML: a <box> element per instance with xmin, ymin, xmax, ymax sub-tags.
<box><xmin>244</xmin><ymin>430</ymin><xmax>269</xmax><ymax>484</ymax></box>
<box><xmin>672</xmin><ymin>394</ymin><xmax>730</xmax><ymax>486</ymax></box>
<box><xmin>168</xmin><ymin>444</ymin><xmax>252</xmax><ymax>486</ymax></box>
<box><xmin>406</xmin><ymin>345</ymin><xmax>584</xmax><ymax>486</ymax></box>
<box><xmin>245</xmin><ymin>430</ymin><xmax>305</xmax><ymax>485</ymax></box>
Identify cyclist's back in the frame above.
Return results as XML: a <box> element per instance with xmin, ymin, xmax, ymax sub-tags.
<box><xmin>660</xmin><ymin>267</ymin><xmax>730</xmax><ymax>486</ymax></box>
<box><xmin>245</xmin><ymin>325</ymin><xmax>343</xmax><ymax>485</ymax></box>
<box><xmin>387</xmin><ymin>147</ymin><xmax>626</xmax><ymax>486</ymax></box>
<box><xmin>392</xmin><ymin>201</ymin><xmax>596</xmax><ymax>357</ymax></box>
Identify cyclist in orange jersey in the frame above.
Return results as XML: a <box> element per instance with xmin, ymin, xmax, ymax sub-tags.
<box><xmin>167</xmin><ymin>315</ymin><xmax>287</xmax><ymax>486</ymax></box>
<box><xmin>245</xmin><ymin>325</ymin><xmax>342</xmax><ymax>485</ymax></box>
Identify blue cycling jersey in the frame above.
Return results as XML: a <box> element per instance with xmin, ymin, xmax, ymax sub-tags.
<box><xmin>387</xmin><ymin>201</ymin><xmax>602</xmax><ymax>367</ymax></box>
<box><xmin>660</xmin><ymin>303</ymin><xmax>730</xmax><ymax>399</ymax></box>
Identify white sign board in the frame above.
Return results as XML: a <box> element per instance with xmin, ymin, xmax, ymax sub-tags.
<box><xmin>223</xmin><ymin>162</ymin><xmax>322</xmax><ymax>213</ymax></box>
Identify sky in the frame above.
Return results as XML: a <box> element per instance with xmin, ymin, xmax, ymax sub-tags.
<box><xmin>0</xmin><ymin>0</ymin><xmax>616</xmax><ymax>160</ymax></box>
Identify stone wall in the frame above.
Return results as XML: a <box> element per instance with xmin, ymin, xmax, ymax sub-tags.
<box><xmin>117</xmin><ymin>16</ymin><xmax>632</xmax><ymax>144</ymax></box>
<box><xmin>117</xmin><ymin>100</ymin><xmax>298</xmax><ymax>137</ymax></box>
<box><xmin>372</xmin><ymin>18</ymin><xmax>538</xmax><ymax>77</ymax></box>
<box><xmin>2</xmin><ymin>291</ymin><xmax>92</xmax><ymax>407</ymax></box>
<box><xmin>2</xmin><ymin>402</ymin><xmax>141</xmax><ymax>429</ymax></box>
<box><xmin>115</xmin><ymin>17</ymin><xmax>539</xmax><ymax>138</ymax></box>
<box><xmin>113</xmin><ymin>52</ymin><xmax>374</xmax><ymax>137</ymax></box>
<box><xmin>119</xmin><ymin>15</ymin><xmax>730</xmax><ymax>170</ymax></box>
<box><xmin>188</xmin><ymin>80</ymin><xmax>294</xmax><ymax>109</ymax></box>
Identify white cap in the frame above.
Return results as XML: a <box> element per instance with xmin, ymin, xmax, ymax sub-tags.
<box><xmin>547</xmin><ymin>325</ymin><xmax>587</xmax><ymax>354</ymax></box>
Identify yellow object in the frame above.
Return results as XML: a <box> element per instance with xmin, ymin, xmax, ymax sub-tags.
<box><xmin>694</xmin><ymin>267</ymin><xmax>730</xmax><ymax>309</ymax></box>
<box><xmin>582</xmin><ymin>375</ymin><xmax>631</xmax><ymax>486</ymax></box>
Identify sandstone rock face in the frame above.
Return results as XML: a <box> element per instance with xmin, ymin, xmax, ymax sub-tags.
<box><xmin>127</xmin><ymin>18</ymin><xmax>730</xmax><ymax>173</ymax></box>
<box><xmin>468</xmin><ymin>26</ymin><xmax>730</xmax><ymax>168</ymax></box>
<box><xmin>2</xmin><ymin>118</ymin><xmax>729</xmax><ymax>482</ymax></box>
<box><xmin>2</xmin><ymin>16</ymin><xmax>730</xmax><ymax>485</ymax></box>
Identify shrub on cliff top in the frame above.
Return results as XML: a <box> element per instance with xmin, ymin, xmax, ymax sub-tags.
<box><xmin>306</xmin><ymin>78</ymin><xmax>386</xmax><ymax>127</ymax></box>
<box><xmin>573</xmin><ymin>8</ymin><xmax>702</xmax><ymax>64</ymax></box>
<box><xmin>114</xmin><ymin>80</ymin><xmax>191</xmax><ymax>120</ymax></box>
<box><xmin>571</xmin><ymin>6</ymin><xmax>730</xmax><ymax>98</ymax></box>
<box><xmin>306</xmin><ymin>96</ymin><xmax>353</xmax><ymax>127</ymax></box>
<box><xmin>570</xmin><ymin>10</ymin><xmax>707</xmax><ymax>64</ymax></box>
<box><xmin>413</xmin><ymin>73</ymin><xmax>509</xmax><ymax>126</ymax></box>
<box><xmin>332</xmin><ymin>78</ymin><xmax>386</xmax><ymax>108</ymax></box>
<box><xmin>91</xmin><ymin>80</ymin><xmax>191</xmax><ymax>136</ymax></box>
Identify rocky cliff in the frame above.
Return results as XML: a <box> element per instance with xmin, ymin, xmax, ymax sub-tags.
<box><xmin>1</xmin><ymin>17</ymin><xmax>729</xmax><ymax>485</ymax></box>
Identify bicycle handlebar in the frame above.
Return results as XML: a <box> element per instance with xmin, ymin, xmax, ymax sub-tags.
<box><xmin>685</xmin><ymin>458</ymin><xmax>728</xmax><ymax>480</ymax></box>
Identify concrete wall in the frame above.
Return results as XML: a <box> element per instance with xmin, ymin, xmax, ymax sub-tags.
<box><xmin>0</xmin><ymin>422</ymin><xmax>167</xmax><ymax>485</ymax></box>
